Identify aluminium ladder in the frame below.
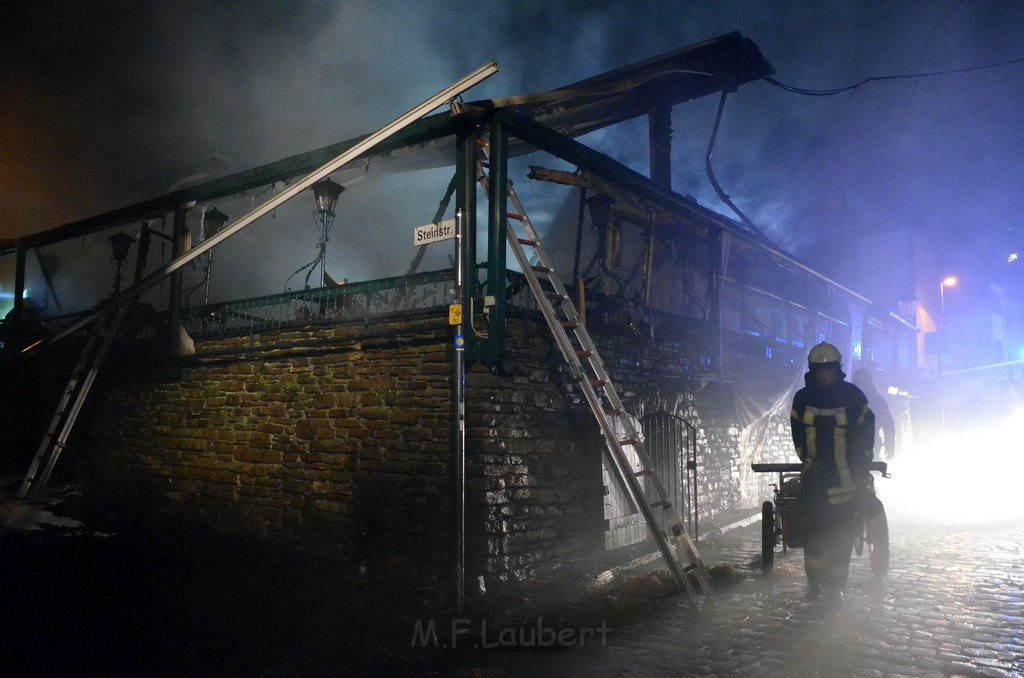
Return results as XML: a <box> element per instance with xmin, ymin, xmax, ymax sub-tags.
<box><xmin>475</xmin><ymin>139</ymin><xmax>712</xmax><ymax>596</ymax></box>
<box><xmin>17</xmin><ymin>306</ymin><xmax>128</xmax><ymax>501</ymax></box>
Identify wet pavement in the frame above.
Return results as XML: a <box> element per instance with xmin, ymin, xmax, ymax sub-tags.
<box><xmin>435</xmin><ymin>520</ymin><xmax>1024</xmax><ymax>677</ymax></box>
<box><xmin>2</xmin><ymin>477</ymin><xmax>1023</xmax><ymax>677</ymax></box>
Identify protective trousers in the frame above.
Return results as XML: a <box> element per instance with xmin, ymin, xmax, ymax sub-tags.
<box><xmin>802</xmin><ymin>502</ymin><xmax>857</xmax><ymax>594</ymax></box>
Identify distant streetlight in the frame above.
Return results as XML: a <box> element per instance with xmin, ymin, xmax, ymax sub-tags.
<box><xmin>940</xmin><ymin>276</ymin><xmax>957</xmax><ymax>323</ymax></box>
<box><xmin>938</xmin><ymin>275</ymin><xmax>958</xmax><ymax>375</ymax></box>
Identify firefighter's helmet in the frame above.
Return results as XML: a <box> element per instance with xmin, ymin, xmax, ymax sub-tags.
<box><xmin>808</xmin><ymin>342</ymin><xmax>842</xmax><ymax>368</ymax></box>
<box><xmin>852</xmin><ymin>367</ymin><xmax>873</xmax><ymax>386</ymax></box>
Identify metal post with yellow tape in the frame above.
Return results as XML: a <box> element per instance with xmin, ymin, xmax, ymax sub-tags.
<box><xmin>451</xmin><ymin>208</ymin><xmax>466</xmax><ymax>612</ymax></box>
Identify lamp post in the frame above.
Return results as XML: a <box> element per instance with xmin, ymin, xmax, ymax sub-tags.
<box><xmin>938</xmin><ymin>275</ymin><xmax>958</xmax><ymax>369</ymax></box>
<box><xmin>108</xmin><ymin>232</ymin><xmax>135</xmax><ymax>295</ymax></box>
<box><xmin>202</xmin><ymin>207</ymin><xmax>229</xmax><ymax>305</ymax></box>
<box><xmin>311</xmin><ymin>177</ymin><xmax>344</xmax><ymax>288</ymax></box>
<box><xmin>937</xmin><ymin>275</ymin><xmax>957</xmax><ymax>433</ymax></box>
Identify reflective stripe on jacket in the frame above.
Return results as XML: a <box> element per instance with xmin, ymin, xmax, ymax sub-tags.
<box><xmin>791</xmin><ymin>374</ymin><xmax>874</xmax><ymax>506</ymax></box>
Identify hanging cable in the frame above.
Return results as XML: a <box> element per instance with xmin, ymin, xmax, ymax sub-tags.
<box><xmin>284</xmin><ymin>245</ymin><xmax>322</xmax><ymax>293</ymax></box>
<box><xmin>704</xmin><ymin>91</ymin><xmax>769</xmax><ymax>241</ymax></box>
<box><xmin>764</xmin><ymin>55</ymin><xmax>1024</xmax><ymax>97</ymax></box>
<box><xmin>284</xmin><ymin>213</ymin><xmax>331</xmax><ymax>292</ymax></box>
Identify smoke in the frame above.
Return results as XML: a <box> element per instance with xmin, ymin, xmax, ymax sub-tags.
<box><xmin>3</xmin><ymin>0</ymin><xmax>1024</xmax><ymax>307</ymax></box>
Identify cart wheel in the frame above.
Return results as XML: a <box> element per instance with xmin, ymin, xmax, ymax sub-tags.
<box><xmin>866</xmin><ymin>506</ymin><xmax>889</xmax><ymax>578</ymax></box>
<box><xmin>761</xmin><ymin>500</ymin><xmax>775</xmax><ymax>576</ymax></box>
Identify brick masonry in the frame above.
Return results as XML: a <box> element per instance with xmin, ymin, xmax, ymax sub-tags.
<box><xmin>77</xmin><ymin>311</ymin><xmax>828</xmax><ymax>595</ymax></box>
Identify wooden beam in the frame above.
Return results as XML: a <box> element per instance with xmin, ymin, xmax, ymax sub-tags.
<box><xmin>526</xmin><ymin>165</ymin><xmax>709</xmax><ymax>239</ymax></box>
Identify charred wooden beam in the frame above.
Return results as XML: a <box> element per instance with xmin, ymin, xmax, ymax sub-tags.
<box><xmin>500</xmin><ymin>108</ymin><xmax>872</xmax><ymax>306</ymax></box>
<box><xmin>4</xmin><ymin>33</ymin><xmax>773</xmax><ymax>257</ymax></box>
<box><xmin>526</xmin><ymin>165</ymin><xmax>709</xmax><ymax>239</ymax></box>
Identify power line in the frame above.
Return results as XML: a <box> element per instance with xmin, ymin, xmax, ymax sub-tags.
<box><xmin>764</xmin><ymin>55</ymin><xmax>1024</xmax><ymax>97</ymax></box>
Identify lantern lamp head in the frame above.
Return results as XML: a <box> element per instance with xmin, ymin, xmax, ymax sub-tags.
<box><xmin>108</xmin><ymin>231</ymin><xmax>135</xmax><ymax>265</ymax></box>
<box><xmin>203</xmin><ymin>207</ymin><xmax>230</xmax><ymax>240</ymax></box>
<box><xmin>312</xmin><ymin>177</ymin><xmax>345</xmax><ymax>216</ymax></box>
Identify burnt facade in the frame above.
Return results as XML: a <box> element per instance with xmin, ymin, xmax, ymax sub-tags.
<box><xmin>1</xmin><ymin>34</ymin><xmax>918</xmax><ymax>598</ymax></box>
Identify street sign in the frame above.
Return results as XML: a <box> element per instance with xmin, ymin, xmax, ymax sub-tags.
<box><xmin>413</xmin><ymin>218</ymin><xmax>456</xmax><ymax>246</ymax></box>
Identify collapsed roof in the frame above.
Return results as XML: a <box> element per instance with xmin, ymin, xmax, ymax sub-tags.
<box><xmin>1</xmin><ymin>32</ymin><xmax>773</xmax><ymax>255</ymax></box>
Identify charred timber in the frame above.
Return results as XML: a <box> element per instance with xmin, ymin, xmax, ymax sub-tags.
<box><xmin>526</xmin><ymin>165</ymin><xmax>710</xmax><ymax>239</ymax></box>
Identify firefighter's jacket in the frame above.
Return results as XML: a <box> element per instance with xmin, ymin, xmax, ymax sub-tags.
<box><xmin>790</xmin><ymin>371</ymin><xmax>875</xmax><ymax>508</ymax></box>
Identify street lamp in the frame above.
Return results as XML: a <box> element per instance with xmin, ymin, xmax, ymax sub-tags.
<box><xmin>201</xmin><ymin>207</ymin><xmax>229</xmax><ymax>305</ymax></box>
<box><xmin>311</xmin><ymin>177</ymin><xmax>344</xmax><ymax>288</ymax></box>
<box><xmin>939</xmin><ymin>276</ymin><xmax>957</xmax><ymax>331</ymax></box>
<box><xmin>108</xmin><ymin>232</ymin><xmax>135</xmax><ymax>294</ymax></box>
<box><xmin>937</xmin><ymin>275</ymin><xmax>958</xmax><ymax>432</ymax></box>
<box><xmin>938</xmin><ymin>275</ymin><xmax>957</xmax><ymax>363</ymax></box>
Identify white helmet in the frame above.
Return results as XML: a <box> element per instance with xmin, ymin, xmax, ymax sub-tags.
<box><xmin>808</xmin><ymin>342</ymin><xmax>842</xmax><ymax>367</ymax></box>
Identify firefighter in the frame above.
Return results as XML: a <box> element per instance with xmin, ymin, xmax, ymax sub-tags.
<box><xmin>790</xmin><ymin>342</ymin><xmax>875</xmax><ymax>602</ymax></box>
<box><xmin>852</xmin><ymin>367</ymin><xmax>897</xmax><ymax>461</ymax></box>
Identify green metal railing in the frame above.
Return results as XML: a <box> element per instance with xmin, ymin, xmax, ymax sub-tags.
<box><xmin>183</xmin><ymin>269</ymin><xmax>456</xmax><ymax>339</ymax></box>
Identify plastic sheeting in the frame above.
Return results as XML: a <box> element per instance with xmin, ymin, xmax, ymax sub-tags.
<box><xmin>731</xmin><ymin>360</ymin><xmax>807</xmax><ymax>505</ymax></box>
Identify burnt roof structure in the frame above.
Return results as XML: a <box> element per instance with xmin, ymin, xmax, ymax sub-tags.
<box><xmin>2</xmin><ymin>31</ymin><xmax>916</xmax><ymax>375</ymax></box>
<box><xmin>1</xmin><ymin>32</ymin><xmax>772</xmax><ymax>255</ymax></box>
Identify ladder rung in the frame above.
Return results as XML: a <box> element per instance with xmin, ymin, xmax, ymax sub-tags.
<box><xmin>619</xmin><ymin>438</ymin><xmax>640</xmax><ymax>446</ymax></box>
<box><xmin>477</xmin><ymin>157</ymin><xmax>711</xmax><ymax>596</ymax></box>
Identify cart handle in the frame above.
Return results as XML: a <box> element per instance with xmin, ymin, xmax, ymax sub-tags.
<box><xmin>751</xmin><ymin>461</ymin><xmax>888</xmax><ymax>475</ymax></box>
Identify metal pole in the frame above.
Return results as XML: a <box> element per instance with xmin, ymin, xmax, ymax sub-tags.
<box><xmin>319</xmin><ymin>214</ymin><xmax>328</xmax><ymax>289</ymax></box>
<box><xmin>939</xmin><ymin>280</ymin><xmax>947</xmax><ymax>432</ymax></box>
<box><xmin>203</xmin><ymin>250</ymin><xmax>215</xmax><ymax>305</ymax></box>
<box><xmin>22</xmin><ymin>60</ymin><xmax>499</xmax><ymax>355</ymax></box>
<box><xmin>452</xmin><ymin>207</ymin><xmax>466</xmax><ymax>612</ymax></box>
<box><xmin>455</xmin><ymin>123</ymin><xmax>477</xmax><ymax>359</ymax></box>
<box><xmin>939</xmin><ymin>281</ymin><xmax>946</xmax><ymax>376</ymax></box>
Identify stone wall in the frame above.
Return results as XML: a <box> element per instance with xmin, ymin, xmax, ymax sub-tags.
<box><xmin>83</xmin><ymin>316</ymin><xmax>458</xmax><ymax>590</ymax></box>
<box><xmin>464</xmin><ymin>319</ymin><xmax>607</xmax><ymax>587</ymax></box>
<box><xmin>80</xmin><ymin>314</ymin><xmax>613</xmax><ymax>594</ymax></box>
<box><xmin>77</xmin><ymin>310</ymin><xmax>802</xmax><ymax>594</ymax></box>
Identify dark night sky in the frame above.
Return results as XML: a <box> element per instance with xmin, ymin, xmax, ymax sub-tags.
<box><xmin>2</xmin><ymin>0</ymin><xmax>1023</xmax><ymax>303</ymax></box>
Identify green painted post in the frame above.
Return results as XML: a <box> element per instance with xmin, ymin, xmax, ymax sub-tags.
<box><xmin>483</xmin><ymin>118</ymin><xmax>508</xmax><ymax>366</ymax></box>
<box><xmin>455</xmin><ymin>124</ymin><xmax>479</xmax><ymax>362</ymax></box>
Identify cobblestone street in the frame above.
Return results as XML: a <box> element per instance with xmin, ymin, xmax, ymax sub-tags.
<box><xmin>3</xmin><ymin>470</ymin><xmax>1023</xmax><ymax>677</ymax></box>
<box><xmin>435</xmin><ymin>518</ymin><xmax>1024</xmax><ymax>677</ymax></box>
<box><xmin>428</xmin><ymin>456</ymin><xmax>1024</xmax><ymax>677</ymax></box>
